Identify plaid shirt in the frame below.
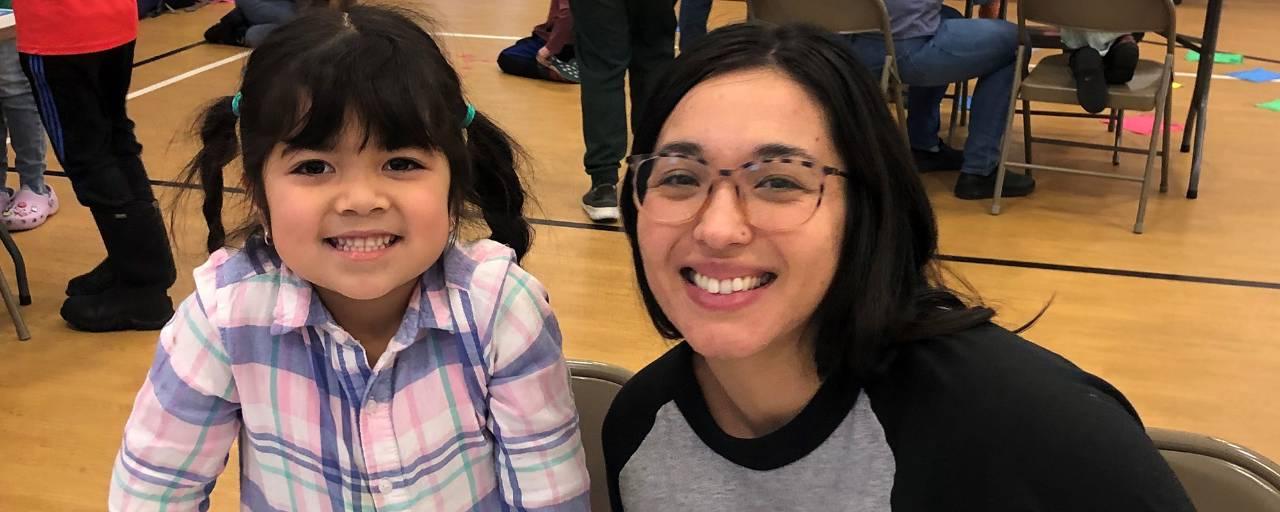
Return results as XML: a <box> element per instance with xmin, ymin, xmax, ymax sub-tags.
<box><xmin>110</xmin><ymin>239</ymin><xmax>590</xmax><ymax>511</ymax></box>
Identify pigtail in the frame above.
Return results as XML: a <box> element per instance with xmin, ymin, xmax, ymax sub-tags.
<box><xmin>463</xmin><ymin>110</ymin><xmax>533</xmax><ymax>261</ymax></box>
<box><xmin>176</xmin><ymin>96</ymin><xmax>241</xmax><ymax>253</ymax></box>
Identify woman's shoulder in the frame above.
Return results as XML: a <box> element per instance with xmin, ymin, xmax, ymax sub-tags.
<box><xmin>867</xmin><ymin>323</ymin><xmax>1193</xmax><ymax>510</ymax></box>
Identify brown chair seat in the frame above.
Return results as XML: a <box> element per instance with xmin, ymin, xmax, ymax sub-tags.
<box><xmin>1022</xmin><ymin>53</ymin><xmax>1168</xmax><ymax>111</ymax></box>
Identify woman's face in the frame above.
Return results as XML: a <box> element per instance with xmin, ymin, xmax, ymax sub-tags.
<box><xmin>636</xmin><ymin>68</ymin><xmax>846</xmax><ymax>361</ymax></box>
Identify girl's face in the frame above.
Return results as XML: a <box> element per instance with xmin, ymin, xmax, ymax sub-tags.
<box><xmin>636</xmin><ymin>68</ymin><xmax>847</xmax><ymax>361</ymax></box>
<box><xmin>262</xmin><ymin>122</ymin><xmax>452</xmax><ymax>302</ymax></box>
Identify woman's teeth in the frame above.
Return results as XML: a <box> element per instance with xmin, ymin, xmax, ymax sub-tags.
<box><xmin>687</xmin><ymin>269</ymin><xmax>775</xmax><ymax>295</ymax></box>
<box><xmin>329</xmin><ymin>235</ymin><xmax>397</xmax><ymax>252</ymax></box>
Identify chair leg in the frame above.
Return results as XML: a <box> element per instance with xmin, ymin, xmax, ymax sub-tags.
<box><xmin>895</xmin><ymin>81</ymin><xmax>909</xmax><ymax>145</ymax></box>
<box><xmin>1113</xmin><ymin>109</ymin><xmax>1125</xmax><ymax>166</ymax></box>
<box><xmin>1135</xmin><ymin>105</ymin><xmax>1167</xmax><ymax>234</ymax></box>
<box><xmin>1160</xmin><ymin>76</ymin><xmax>1173</xmax><ymax>193</ymax></box>
<box><xmin>1021</xmin><ymin>98</ymin><xmax>1033</xmax><ymax>176</ymax></box>
<box><xmin>0</xmin><ymin>224</ymin><xmax>31</xmax><ymax>305</ymax></box>
<box><xmin>1107</xmin><ymin>108</ymin><xmax>1117</xmax><ymax>132</ymax></box>
<box><xmin>960</xmin><ymin>80</ymin><xmax>971</xmax><ymax>127</ymax></box>
<box><xmin>0</xmin><ymin>266</ymin><xmax>30</xmax><ymax>341</ymax></box>
<box><xmin>993</xmin><ymin>47</ymin><xmax>1027</xmax><ymax>216</ymax></box>
<box><xmin>948</xmin><ymin>82</ymin><xmax>961</xmax><ymax>146</ymax></box>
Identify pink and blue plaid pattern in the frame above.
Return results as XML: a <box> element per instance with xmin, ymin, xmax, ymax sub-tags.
<box><xmin>110</xmin><ymin>239</ymin><xmax>590</xmax><ymax>511</ymax></box>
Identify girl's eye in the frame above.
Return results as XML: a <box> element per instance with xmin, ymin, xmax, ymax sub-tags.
<box><xmin>291</xmin><ymin>160</ymin><xmax>333</xmax><ymax>176</ymax></box>
<box><xmin>384</xmin><ymin>157</ymin><xmax>426</xmax><ymax>172</ymax></box>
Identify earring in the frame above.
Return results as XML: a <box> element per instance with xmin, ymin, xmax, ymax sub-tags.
<box><xmin>263</xmin><ymin>227</ymin><xmax>273</xmax><ymax>246</ymax></box>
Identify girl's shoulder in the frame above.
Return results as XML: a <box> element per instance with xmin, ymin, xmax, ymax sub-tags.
<box><xmin>186</xmin><ymin>242</ymin><xmax>311</xmax><ymax>330</ymax></box>
<box><xmin>442</xmin><ymin>239</ymin><xmax>542</xmax><ymax>300</ymax></box>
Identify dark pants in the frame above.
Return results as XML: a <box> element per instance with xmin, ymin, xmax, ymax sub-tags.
<box><xmin>497</xmin><ymin>34</ymin><xmax>575</xmax><ymax>82</ymax></box>
<box><xmin>21</xmin><ymin>42</ymin><xmax>175</xmax><ymax>289</ymax></box>
<box><xmin>570</xmin><ymin>0</ymin><xmax>676</xmax><ymax>186</ymax></box>
<box><xmin>678</xmin><ymin>0</ymin><xmax>712</xmax><ymax>50</ymax></box>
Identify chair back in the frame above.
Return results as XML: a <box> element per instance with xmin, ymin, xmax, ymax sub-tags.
<box><xmin>568</xmin><ymin>359</ymin><xmax>633</xmax><ymax>512</ymax></box>
<box><xmin>1150</xmin><ymin>428</ymin><xmax>1280</xmax><ymax>512</ymax></box>
<box><xmin>1018</xmin><ymin>0</ymin><xmax>1177</xmax><ymax>53</ymax></box>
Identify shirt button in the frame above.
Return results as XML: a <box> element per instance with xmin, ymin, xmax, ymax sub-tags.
<box><xmin>378</xmin><ymin>480</ymin><xmax>393</xmax><ymax>493</ymax></box>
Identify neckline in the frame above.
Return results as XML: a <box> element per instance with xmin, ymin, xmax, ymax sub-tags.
<box><xmin>670</xmin><ymin>343</ymin><xmax>862</xmax><ymax>470</ymax></box>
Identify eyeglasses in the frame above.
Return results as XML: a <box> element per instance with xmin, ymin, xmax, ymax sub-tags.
<box><xmin>627</xmin><ymin>152</ymin><xmax>847</xmax><ymax>231</ymax></box>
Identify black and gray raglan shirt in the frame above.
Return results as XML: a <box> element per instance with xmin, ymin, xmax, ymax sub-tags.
<box><xmin>602</xmin><ymin>323</ymin><xmax>1196</xmax><ymax>511</ymax></box>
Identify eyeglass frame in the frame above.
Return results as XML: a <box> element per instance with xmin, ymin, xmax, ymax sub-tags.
<box><xmin>625</xmin><ymin>151</ymin><xmax>849</xmax><ymax>231</ymax></box>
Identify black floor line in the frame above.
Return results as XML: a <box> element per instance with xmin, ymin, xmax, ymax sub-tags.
<box><xmin>133</xmin><ymin>41</ymin><xmax>208</xmax><ymax>68</ymax></box>
<box><xmin>17</xmin><ymin>169</ymin><xmax>1280</xmax><ymax>291</ymax></box>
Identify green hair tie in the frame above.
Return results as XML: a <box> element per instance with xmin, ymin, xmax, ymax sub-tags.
<box><xmin>231</xmin><ymin>92</ymin><xmax>243</xmax><ymax>117</ymax></box>
<box><xmin>463</xmin><ymin>103</ymin><xmax>476</xmax><ymax>128</ymax></box>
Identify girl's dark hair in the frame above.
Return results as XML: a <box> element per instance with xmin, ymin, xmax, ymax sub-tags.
<box><xmin>178</xmin><ymin>5</ymin><xmax>531</xmax><ymax>260</ymax></box>
<box><xmin>621</xmin><ymin>23</ymin><xmax>995</xmax><ymax>380</ymax></box>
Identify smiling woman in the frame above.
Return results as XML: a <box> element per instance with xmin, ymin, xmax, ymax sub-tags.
<box><xmin>602</xmin><ymin>23</ymin><xmax>1196</xmax><ymax>511</ymax></box>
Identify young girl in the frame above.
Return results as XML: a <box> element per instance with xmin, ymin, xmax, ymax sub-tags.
<box><xmin>110</xmin><ymin>6</ymin><xmax>589</xmax><ymax>511</ymax></box>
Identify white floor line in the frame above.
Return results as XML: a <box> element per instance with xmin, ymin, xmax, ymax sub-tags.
<box><xmin>126</xmin><ymin>51</ymin><xmax>250</xmax><ymax>101</ymax></box>
<box><xmin>437</xmin><ymin>32</ymin><xmax>521</xmax><ymax>41</ymax></box>
<box><xmin>118</xmin><ymin>34</ymin><xmax>1268</xmax><ymax>104</ymax></box>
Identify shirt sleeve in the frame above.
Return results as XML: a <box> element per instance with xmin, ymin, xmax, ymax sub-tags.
<box><xmin>482</xmin><ymin>262</ymin><xmax>590</xmax><ymax>510</ymax></box>
<box><xmin>543</xmin><ymin>0</ymin><xmax>574</xmax><ymax>56</ymax></box>
<box><xmin>109</xmin><ymin>291</ymin><xmax>241</xmax><ymax>511</ymax></box>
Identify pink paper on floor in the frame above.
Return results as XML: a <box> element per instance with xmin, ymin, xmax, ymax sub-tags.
<box><xmin>1099</xmin><ymin>113</ymin><xmax>1184</xmax><ymax>136</ymax></box>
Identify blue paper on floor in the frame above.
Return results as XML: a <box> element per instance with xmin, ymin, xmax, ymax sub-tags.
<box><xmin>1226</xmin><ymin>68</ymin><xmax>1280</xmax><ymax>83</ymax></box>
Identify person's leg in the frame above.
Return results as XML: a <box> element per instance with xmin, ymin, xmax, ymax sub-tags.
<box><xmin>497</xmin><ymin>35</ymin><xmax>559</xmax><ymax>81</ymax></box>
<box><xmin>572</xmin><ymin>0</ymin><xmax>631</xmax><ymax>221</ymax></box>
<box><xmin>0</xmin><ymin>41</ymin><xmax>43</xmax><ymax>195</ymax></box>
<box><xmin>237</xmin><ymin>0</ymin><xmax>297</xmax><ymax>25</ymax></box>
<box><xmin>625</xmin><ymin>0</ymin><xmax>676</xmax><ymax>134</ymax></box>
<box><xmin>678</xmin><ymin>0</ymin><xmax>712</xmax><ymax>50</ymax></box>
<box><xmin>846</xmin><ymin>35</ymin><xmax>962</xmax><ymax>169</ymax></box>
<box><xmin>895</xmin><ymin>18</ymin><xmax>1018</xmax><ymax>176</ymax></box>
<box><xmin>22</xmin><ymin>43</ymin><xmax>174</xmax><ymax>331</ymax></box>
<box><xmin>238</xmin><ymin>0</ymin><xmax>298</xmax><ymax>47</ymax></box>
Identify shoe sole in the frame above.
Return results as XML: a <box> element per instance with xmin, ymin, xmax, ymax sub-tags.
<box><xmin>582</xmin><ymin>204</ymin><xmax>621</xmax><ymax>223</ymax></box>
<box><xmin>954</xmin><ymin>184</ymin><xmax>1036</xmax><ymax>200</ymax></box>
<box><xmin>65</xmin><ymin>316</ymin><xmax>171</xmax><ymax>333</ymax></box>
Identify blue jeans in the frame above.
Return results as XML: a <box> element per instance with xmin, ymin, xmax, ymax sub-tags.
<box><xmin>849</xmin><ymin>18</ymin><xmax>1017</xmax><ymax>175</ymax></box>
<box><xmin>237</xmin><ymin>0</ymin><xmax>298</xmax><ymax>47</ymax></box>
<box><xmin>0</xmin><ymin>40</ymin><xmax>46</xmax><ymax>193</ymax></box>
<box><xmin>679</xmin><ymin>0</ymin><xmax>712</xmax><ymax>50</ymax></box>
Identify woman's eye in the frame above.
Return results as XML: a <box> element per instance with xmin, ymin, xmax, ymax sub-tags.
<box><xmin>291</xmin><ymin>160</ymin><xmax>333</xmax><ymax>176</ymax></box>
<box><xmin>757</xmin><ymin>176</ymin><xmax>805</xmax><ymax>190</ymax></box>
<box><xmin>385</xmin><ymin>157</ymin><xmax>425</xmax><ymax>172</ymax></box>
<box><xmin>656</xmin><ymin>171</ymin><xmax>700</xmax><ymax>187</ymax></box>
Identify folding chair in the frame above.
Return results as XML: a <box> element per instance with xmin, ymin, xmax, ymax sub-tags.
<box><xmin>745</xmin><ymin>0</ymin><xmax>908</xmax><ymax>142</ymax></box>
<box><xmin>991</xmin><ymin>0</ymin><xmax>1177</xmax><ymax>234</ymax></box>
<box><xmin>1149</xmin><ymin>428</ymin><xmax>1280</xmax><ymax>511</ymax></box>
<box><xmin>0</xmin><ymin>222</ymin><xmax>31</xmax><ymax>341</ymax></box>
<box><xmin>567</xmin><ymin>359</ymin><xmax>633</xmax><ymax>512</ymax></box>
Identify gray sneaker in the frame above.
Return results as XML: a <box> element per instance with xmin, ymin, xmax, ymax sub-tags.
<box><xmin>582</xmin><ymin>184</ymin><xmax>620</xmax><ymax>223</ymax></box>
<box><xmin>548</xmin><ymin>57</ymin><xmax>581</xmax><ymax>84</ymax></box>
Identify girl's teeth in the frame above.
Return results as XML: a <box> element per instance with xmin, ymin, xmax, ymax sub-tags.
<box><xmin>690</xmin><ymin>270</ymin><xmax>771</xmax><ymax>295</ymax></box>
<box><xmin>333</xmin><ymin>236</ymin><xmax>395</xmax><ymax>252</ymax></box>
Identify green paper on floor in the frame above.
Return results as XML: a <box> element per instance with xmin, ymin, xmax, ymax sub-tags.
<box><xmin>1186</xmin><ymin>50</ymin><xmax>1245</xmax><ymax>64</ymax></box>
<box><xmin>1258</xmin><ymin>99</ymin><xmax>1280</xmax><ymax>112</ymax></box>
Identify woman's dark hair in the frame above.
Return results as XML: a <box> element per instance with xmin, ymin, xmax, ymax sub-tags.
<box><xmin>620</xmin><ymin>23</ymin><xmax>995</xmax><ymax>380</ymax></box>
<box><xmin>177</xmin><ymin>5</ymin><xmax>531</xmax><ymax>260</ymax></box>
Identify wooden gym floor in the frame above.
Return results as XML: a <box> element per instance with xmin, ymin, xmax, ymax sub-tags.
<box><xmin>0</xmin><ymin>1</ymin><xmax>1277</xmax><ymax>509</ymax></box>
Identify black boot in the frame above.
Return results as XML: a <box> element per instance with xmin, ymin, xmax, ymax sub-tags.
<box><xmin>61</xmin><ymin>202</ymin><xmax>177</xmax><ymax>332</ymax></box>
<box><xmin>1069</xmin><ymin>47</ymin><xmax>1108</xmax><ymax>114</ymax></box>
<box><xmin>65</xmin><ymin>259</ymin><xmax>116</xmax><ymax>297</ymax></box>
<box><xmin>204</xmin><ymin>9</ymin><xmax>250</xmax><ymax>47</ymax></box>
<box><xmin>1103</xmin><ymin>37</ymin><xmax>1140</xmax><ymax>85</ymax></box>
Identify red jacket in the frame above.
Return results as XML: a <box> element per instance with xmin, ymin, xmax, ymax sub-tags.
<box><xmin>14</xmin><ymin>0</ymin><xmax>138</xmax><ymax>55</ymax></box>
